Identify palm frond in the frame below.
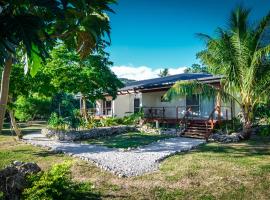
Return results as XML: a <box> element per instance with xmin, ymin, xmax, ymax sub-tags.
<box><xmin>163</xmin><ymin>80</ymin><xmax>236</xmax><ymax>104</ymax></box>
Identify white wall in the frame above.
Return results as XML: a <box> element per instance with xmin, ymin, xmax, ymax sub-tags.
<box><xmin>112</xmin><ymin>93</ymin><xmax>142</xmax><ymax>117</ymax></box>
<box><xmin>141</xmin><ymin>91</ymin><xmax>186</xmax><ymax>118</ymax></box>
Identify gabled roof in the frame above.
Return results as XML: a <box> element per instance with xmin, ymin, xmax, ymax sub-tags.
<box><xmin>119</xmin><ymin>73</ymin><xmax>222</xmax><ymax>92</ymax></box>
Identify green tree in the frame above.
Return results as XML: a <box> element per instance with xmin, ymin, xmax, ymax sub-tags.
<box><xmin>184</xmin><ymin>64</ymin><xmax>209</xmax><ymax>73</ymax></box>
<box><xmin>165</xmin><ymin>6</ymin><xmax>270</xmax><ymax>138</ymax></box>
<box><xmin>44</xmin><ymin>44</ymin><xmax>123</xmax><ymax>120</ymax></box>
<box><xmin>0</xmin><ymin>0</ymin><xmax>115</xmax><ymax>132</ymax></box>
<box><xmin>158</xmin><ymin>68</ymin><xmax>170</xmax><ymax>77</ymax></box>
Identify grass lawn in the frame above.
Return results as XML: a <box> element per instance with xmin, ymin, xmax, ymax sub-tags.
<box><xmin>85</xmin><ymin>131</ymin><xmax>174</xmax><ymax>149</ymax></box>
<box><xmin>1</xmin><ymin>123</ymin><xmax>270</xmax><ymax>199</ymax></box>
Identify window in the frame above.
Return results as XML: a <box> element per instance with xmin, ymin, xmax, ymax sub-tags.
<box><xmin>103</xmin><ymin>100</ymin><xmax>112</xmax><ymax>115</ymax></box>
<box><xmin>134</xmin><ymin>98</ymin><xmax>140</xmax><ymax>113</ymax></box>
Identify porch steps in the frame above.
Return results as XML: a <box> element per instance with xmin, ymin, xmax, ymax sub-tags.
<box><xmin>182</xmin><ymin>120</ymin><xmax>217</xmax><ymax>139</ymax></box>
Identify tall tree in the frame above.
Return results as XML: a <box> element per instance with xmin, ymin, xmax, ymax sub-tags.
<box><xmin>158</xmin><ymin>68</ymin><xmax>170</xmax><ymax>77</ymax></box>
<box><xmin>165</xmin><ymin>6</ymin><xmax>270</xmax><ymax>138</ymax></box>
<box><xmin>0</xmin><ymin>0</ymin><xmax>115</xmax><ymax>132</ymax></box>
<box><xmin>44</xmin><ymin>44</ymin><xmax>123</xmax><ymax>120</ymax></box>
<box><xmin>184</xmin><ymin>64</ymin><xmax>209</xmax><ymax>73</ymax></box>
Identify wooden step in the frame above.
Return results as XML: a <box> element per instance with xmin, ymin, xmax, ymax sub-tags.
<box><xmin>183</xmin><ymin>131</ymin><xmax>206</xmax><ymax>137</ymax></box>
<box><xmin>187</xmin><ymin>126</ymin><xmax>208</xmax><ymax>130</ymax></box>
<box><xmin>182</xmin><ymin>134</ymin><xmax>205</xmax><ymax>139</ymax></box>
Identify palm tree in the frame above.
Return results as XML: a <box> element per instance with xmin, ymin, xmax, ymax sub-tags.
<box><xmin>0</xmin><ymin>0</ymin><xmax>116</xmax><ymax>132</ymax></box>
<box><xmin>165</xmin><ymin>6</ymin><xmax>270</xmax><ymax>138</ymax></box>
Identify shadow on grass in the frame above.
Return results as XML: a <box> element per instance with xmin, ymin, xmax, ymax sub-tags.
<box><xmin>87</xmin><ymin>132</ymin><xmax>173</xmax><ymax>149</ymax></box>
<box><xmin>193</xmin><ymin>136</ymin><xmax>270</xmax><ymax>158</ymax></box>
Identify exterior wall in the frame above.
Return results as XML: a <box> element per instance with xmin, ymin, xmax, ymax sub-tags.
<box><xmin>112</xmin><ymin>93</ymin><xmax>142</xmax><ymax>118</ymax></box>
<box><xmin>141</xmin><ymin>91</ymin><xmax>186</xmax><ymax>118</ymax></box>
<box><xmin>96</xmin><ymin>90</ymin><xmax>239</xmax><ymax>120</ymax></box>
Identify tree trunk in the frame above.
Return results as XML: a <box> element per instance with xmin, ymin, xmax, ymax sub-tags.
<box><xmin>82</xmin><ymin>96</ymin><xmax>88</xmax><ymax>122</ymax></box>
<box><xmin>0</xmin><ymin>56</ymin><xmax>13</xmax><ymax>133</ymax></box>
<box><xmin>242</xmin><ymin>105</ymin><xmax>253</xmax><ymax>139</ymax></box>
<box><xmin>9</xmin><ymin>109</ymin><xmax>22</xmax><ymax>138</ymax></box>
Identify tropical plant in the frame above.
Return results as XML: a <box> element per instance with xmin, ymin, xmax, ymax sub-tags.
<box><xmin>23</xmin><ymin>162</ymin><xmax>99</xmax><ymax>200</ymax></box>
<box><xmin>165</xmin><ymin>6</ymin><xmax>270</xmax><ymax>138</ymax></box>
<box><xmin>0</xmin><ymin>0</ymin><xmax>116</xmax><ymax>132</ymax></box>
<box><xmin>48</xmin><ymin>112</ymin><xmax>65</xmax><ymax>130</ymax></box>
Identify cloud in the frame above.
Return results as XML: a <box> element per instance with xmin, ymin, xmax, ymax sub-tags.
<box><xmin>111</xmin><ymin>65</ymin><xmax>187</xmax><ymax>80</ymax></box>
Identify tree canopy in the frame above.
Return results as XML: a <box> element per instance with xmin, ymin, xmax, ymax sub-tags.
<box><xmin>184</xmin><ymin>64</ymin><xmax>209</xmax><ymax>73</ymax></box>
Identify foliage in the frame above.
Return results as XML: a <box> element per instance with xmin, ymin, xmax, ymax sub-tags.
<box><xmin>214</xmin><ymin>117</ymin><xmax>242</xmax><ymax>134</ymax></box>
<box><xmin>22</xmin><ymin>162</ymin><xmax>99</xmax><ymax>200</ymax></box>
<box><xmin>48</xmin><ymin>113</ymin><xmax>65</xmax><ymax>130</ymax></box>
<box><xmin>184</xmin><ymin>63</ymin><xmax>209</xmax><ymax>73</ymax></box>
<box><xmin>64</xmin><ymin>110</ymin><xmax>82</xmax><ymax>130</ymax></box>
<box><xmin>158</xmin><ymin>68</ymin><xmax>170</xmax><ymax>77</ymax></box>
<box><xmin>258</xmin><ymin>125</ymin><xmax>270</xmax><ymax>137</ymax></box>
<box><xmin>50</xmin><ymin>92</ymin><xmax>80</xmax><ymax>118</ymax></box>
<box><xmin>0</xmin><ymin>0</ymin><xmax>115</xmax><ymax>74</ymax></box>
<box><xmin>165</xmin><ymin>6</ymin><xmax>270</xmax><ymax>136</ymax></box>
<box><xmin>14</xmin><ymin>95</ymin><xmax>51</xmax><ymax>122</ymax></box>
<box><xmin>44</xmin><ymin>44</ymin><xmax>123</xmax><ymax>101</ymax></box>
<box><xmin>254</xmin><ymin>103</ymin><xmax>270</xmax><ymax>121</ymax></box>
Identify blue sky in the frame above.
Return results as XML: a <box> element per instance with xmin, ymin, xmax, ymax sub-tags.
<box><xmin>108</xmin><ymin>0</ymin><xmax>270</xmax><ymax>80</ymax></box>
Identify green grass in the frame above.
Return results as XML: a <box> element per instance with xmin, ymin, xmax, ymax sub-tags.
<box><xmin>85</xmin><ymin>131</ymin><xmax>174</xmax><ymax>149</ymax></box>
<box><xmin>1</xmin><ymin>122</ymin><xmax>270</xmax><ymax>199</ymax></box>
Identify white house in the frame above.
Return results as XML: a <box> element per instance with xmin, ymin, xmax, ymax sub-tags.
<box><xmin>95</xmin><ymin>73</ymin><xmax>240</xmax><ymax>123</ymax></box>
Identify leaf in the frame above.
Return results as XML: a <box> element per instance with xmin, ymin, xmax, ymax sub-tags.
<box><xmin>28</xmin><ymin>44</ymin><xmax>43</xmax><ymax>77</ymax></box>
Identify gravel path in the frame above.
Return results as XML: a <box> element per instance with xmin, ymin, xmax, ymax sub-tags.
<box><xmin>22</xmin><ymin>133</ymin><xmax>205</xmax><ymax>177</ymax></box>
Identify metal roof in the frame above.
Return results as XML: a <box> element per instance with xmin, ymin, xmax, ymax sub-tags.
<box><xmin>119</xmin><ymin>73</ymin><xmax>222</xmax><ymax>92</ymax></box>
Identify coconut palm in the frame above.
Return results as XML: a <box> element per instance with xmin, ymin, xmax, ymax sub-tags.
<box><xmin>165</xmin><ymin>6</ymin><xmax>270</xmax><ymax>138</ymax></box>
<box><xmin>0</xmin><ymin>0</ymin><xmax>116</xmax><ymax>132</ymax></box>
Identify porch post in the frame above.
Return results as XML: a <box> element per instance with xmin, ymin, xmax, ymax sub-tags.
<box><xmin>217</xmin><ymin>91</ymin><xmax>221</xmax><ymax>124</ymax></box>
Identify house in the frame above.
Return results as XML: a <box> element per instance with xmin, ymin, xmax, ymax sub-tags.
<box><xmin>96</xmin><ymin>73</ymin><xmax>240</xmax><ymax>120</ymax></box>
<box><xmin>95</xmin><ymin>73</ymin><xmax>240</xmax><ymax>139</ymax></box>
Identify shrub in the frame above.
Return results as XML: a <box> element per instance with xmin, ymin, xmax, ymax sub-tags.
<box><xmin>22</xmin><ymin>162</ymin><xmax>100</xmax><ymax>200</ymax></box>
<box><xmin>48</xmin><ymin>112</ymin><xmax>65</xmax><ymax>129</ymax></box>
<box><xmin>64</xmin><ymin>109</ymin><xmax>82</xmax><ymax>130</ymax></box>
<box><xmin>258</xmin><ymin>125</ymin><xmax>270</xmax><ymax>137</ymax></box>
<box><xmin>15</xmin><ymin>95</ymin><xmax>51</xmax><ymax>121</ymax></box>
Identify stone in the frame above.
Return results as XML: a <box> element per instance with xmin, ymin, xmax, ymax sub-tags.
<box><xmin>42</xmin><ymin>125</ymin><xmax>138</xmax><ymax>141</ymax></box>
<box><xmin>0</xmin><ymin>161</ymin><xmax>41</xmax><ymax>200</ymax></box>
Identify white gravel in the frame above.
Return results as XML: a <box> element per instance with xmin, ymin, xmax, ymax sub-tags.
<box><xmin>22</xmin><ymin>133</ymin><xmax>205</xmax><ymax>177</ymax></box>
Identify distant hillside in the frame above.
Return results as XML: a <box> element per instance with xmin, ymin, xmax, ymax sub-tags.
<box><xmin>119</xmin><ymin>78</ymin><xmax>136</xmax><ymax>85</ymax></box>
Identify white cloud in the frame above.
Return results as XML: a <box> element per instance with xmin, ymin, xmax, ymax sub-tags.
<box><xmin>111</xmin><ymin>65</ymin><xmax>187</xmax><ymax>80</ymax></box>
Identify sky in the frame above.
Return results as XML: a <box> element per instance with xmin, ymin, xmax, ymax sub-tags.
<box><xmin>108</xmin><ymin>0</ymin><xmax>270</xmax><ymax>80</ymax></box>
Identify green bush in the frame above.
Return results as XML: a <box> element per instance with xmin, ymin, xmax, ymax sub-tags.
<box><xmin>22</xmin><ymin>162</ymin><xmax>99</xmax><ymax>200</ymax></box>
<box><xmin>258</xmin><ymin>125</ymin><xmax>270</xmax><ymax>137</ymax></box>
<box><xmin>14</xmin><ymin>95</ymin><xmax>51</xmax><ymax>121</ymax></box>
<box><xmin>64</xmin><ymin>109</ymin><xmax>82</xmax><ymax>130</ymax></box>
<box><xmin>48</xmin><ymin>112</ymin><xmax>65</xmax><ymax>129</ymax></box>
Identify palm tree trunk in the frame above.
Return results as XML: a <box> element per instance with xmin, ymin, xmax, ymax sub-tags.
<box><xmin>0</xmin><ymin>56</ymin><xmax>13</xmax><ymax>132</ymax></box>
<box><xmin>9</xmin><ymin>109</ymin><xmax>22</xmax><ymax>138</ymax></box>
<box><xmin>82</xmin><ymin>96</ymin><xmax>88</xmax><ymax>122</ymax></box>
<box><xmin>242</xmin><ymin>105</ymin><xmax>253</xmax><ymax>139</ymax></box>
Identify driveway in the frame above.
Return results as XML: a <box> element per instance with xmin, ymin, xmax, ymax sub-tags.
<box><xmin>23</xmin><ymin>133</ymin><xmax>205</xmax><ymax>177</ymax></box>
